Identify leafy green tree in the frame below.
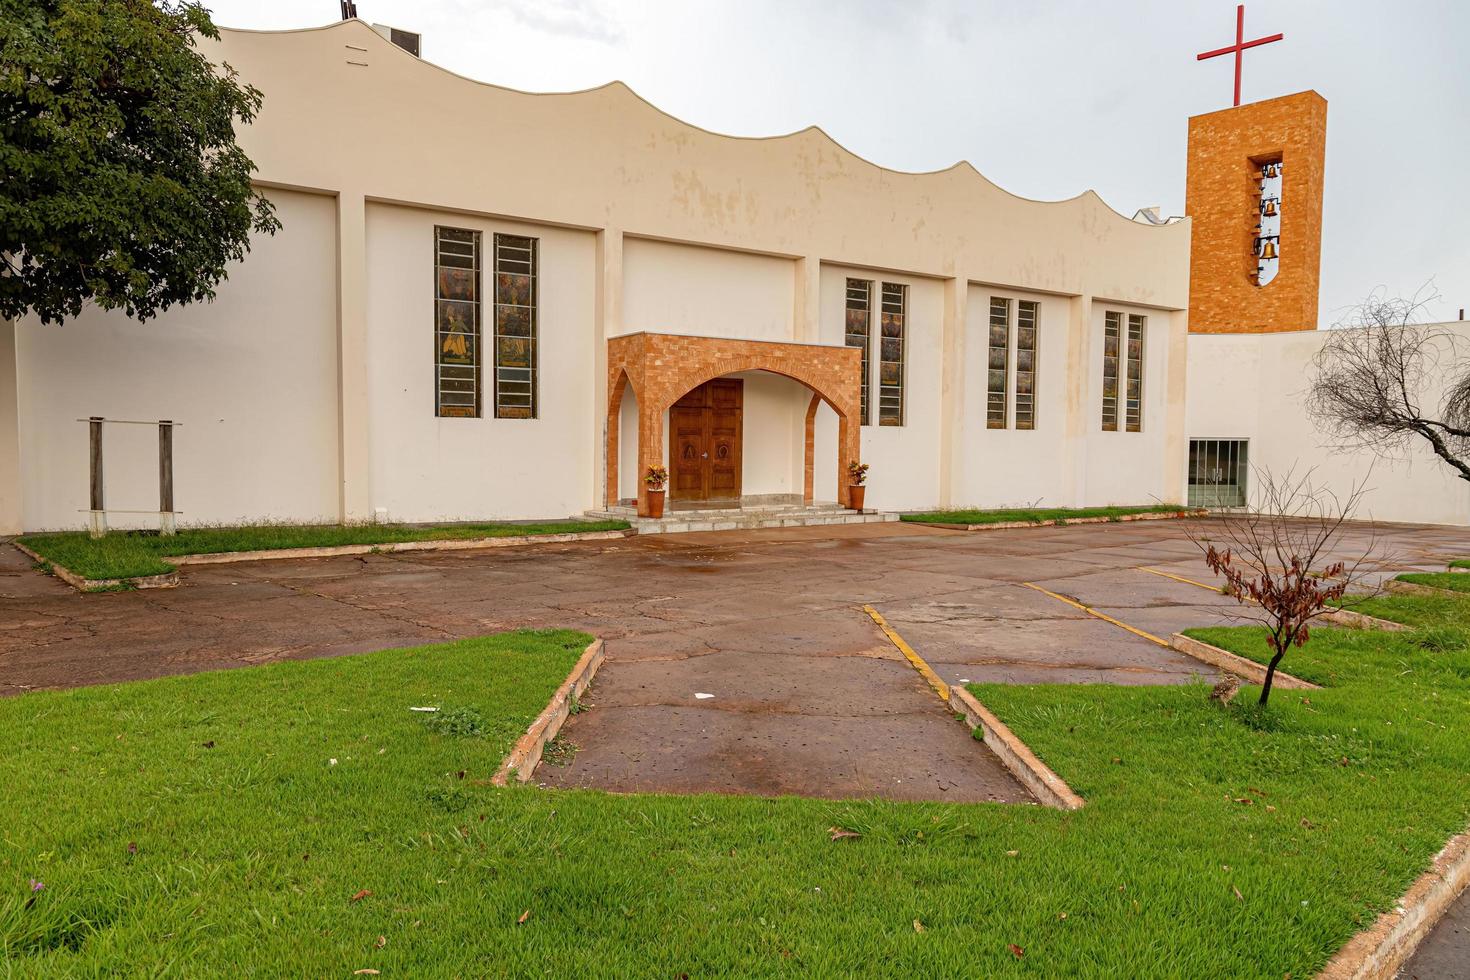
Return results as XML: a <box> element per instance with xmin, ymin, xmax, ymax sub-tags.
<box><xmin>0</xmin><ymin>0</ymin><xmax>279</xmax><ymax>325</ymax></box>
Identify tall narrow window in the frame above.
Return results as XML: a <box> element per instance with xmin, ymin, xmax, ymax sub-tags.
<box><xmin>493</xmin><ymin>234</ymin><xmax>538</xmax><ymax>419</ymax></box>
<box><xmin>435</xmin><ymin>226</ymin><xmax>481</xmax><ymax>418</ymax></box>
<box><xmin>1015</xmin><ymin>300</ymin><xmax>1038</xmax><ymax>430</ymax></box>
<box><xmin>878</xmin><ymin>283</ymin><xmax>906</xmax><ymax>426</ymax></box>
<box><xmin>1101</xmin><ymin>310</ymin><xmax>1120</xmax><ymax>431</ymax></box>
<box><xmin>845</xmin><ymin>278</ymin><xmax>872</xmax><ymax>426</ymax></box>
<box><xmin>987</xmin><ymin>297</ymin><xmax>1010</xmax><ymax>429</ymax></box>
<box><xmin>1125</xmin><ymin>314</ymin><xmax>1145</xmax><ymax>432</ymax></box>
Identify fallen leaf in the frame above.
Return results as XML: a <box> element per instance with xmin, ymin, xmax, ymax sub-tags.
<box><xmin>350</xmin><ymin>889</ymin><xmax>372</xmax><ymax>903</ymax></box>
<box><xmin>352</xmin><ymin>971</ymin><xmax>379</xmax><ymax>976</ymax></box>
<box><xmin>1008</xmin><ymin>943</ymin><xmax>1025</xmax><ymax>958</ymax></box>
<box><xmin>1232</xmin><ymin>885</ymin><xmax>1244</xmax><ymax>902</ymax></box>
<box><xmin>374</xmin><ymin>935</ymin><xmax>386</xmax><ymax>949</ymax></box>
<box><xmin>912</xmin><ymin>919</ymin><xmax>926</xmax><ymax>933</ymax></box>
<box><xmin>126</xmin><ymin>842</ymin><xmax>137</xmax><ymax>855</ymax></box>
<box><xmin>828</xmin><ymin>827</ymin><xmax>862</xmax><ymax>842</ymax></box>
<box><xmin>201</xmin><ymin>740</ymin><xmax>215</xmax><ymax>749</ymax></box>
<box><xmin>1057</xmin><ymin>912</ymin><xmax>1068</xmax><ymax>921</ymax></box>
<box><xmin>1266</xmin><ymin>805</ymin><xmax>1277</xmax><ymax>813</ymax></box>
<box><xmin>517</xmin><ymin>909</ymin><xmax>531</xmax><ymax>925</ymax></box>
<box><xmin>1005</xmin><ymin>850</ymin><xmax>1019</xmax><ymax>857</ymax></box>
<box><xmin>1233</xmin><ymin>797</ymin><xmax>1254</xmax><ymax>805</ymax></box>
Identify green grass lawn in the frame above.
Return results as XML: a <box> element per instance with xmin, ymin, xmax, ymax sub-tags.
<box><xmin>1398</xmin><ymin>571</ymin><xmax>1470</xmax><ymax>594</ymax></box>
<box><xmin>5</xmin><ymin>605</ymin><xmax>1470</xmax><ymax>975</ymax></box>
<box><xmin>901</xmin><ymin>503</ymin><xmax>1188</xmax><ymax>525</ymax></box>
<box><xmin>16</xmin><ymin>520</ymin><xmax>631</xmax><ymax>580</ymax></box>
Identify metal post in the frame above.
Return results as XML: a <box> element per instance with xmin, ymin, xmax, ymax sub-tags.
<box><xmin>158</xmin><ymin>420</ymin><xmax>176</xmax><ymax>536</ymax></box>
<box><xmin>88</xmin><ymin>416</ymin><xmax>106</xmax><ymax>538</ymax></box>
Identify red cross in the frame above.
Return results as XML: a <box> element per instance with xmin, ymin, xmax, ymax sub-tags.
<box><xmin>1197</xmin><ymin>4</ymin><xmax>1284</xmax><ymax>107</ymax></box>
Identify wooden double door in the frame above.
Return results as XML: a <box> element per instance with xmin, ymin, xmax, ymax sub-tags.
<box><xmin>670</xmin><ymin>379</ymin><xmax>743</xmax><ymax>505</ymax></box>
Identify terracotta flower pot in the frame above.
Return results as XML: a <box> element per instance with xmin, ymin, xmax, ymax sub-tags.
<box><xmin>646</xmin><ymin>488</ymin><xmax>666</xmax><ymax>519</ymax></box>
<box><xmin>848</xmin><ymin>485</ymin><xmax>866</xmax><ymax>511</ymax></box>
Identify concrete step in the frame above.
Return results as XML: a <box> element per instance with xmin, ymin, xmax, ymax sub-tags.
<box><xmin>584</xmin><ymin>505</ymin><xmax>898</xmax><ymax>535</ymax></box>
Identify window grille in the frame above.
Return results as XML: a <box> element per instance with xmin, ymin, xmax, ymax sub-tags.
<box><xmin>434</xmin><ymin>227</ymin><xmax>481</xmax><ymax>418</ymax></box>
<box><xmin>1101</xmin><ymin>310</ymin><xmax>1120</xmax><ymax>431</ymax></box>
<box><xmin>878</xmin><ymin>282</ymin><xmax>906</xmax><ymax>426</ymax></box>
<box><xmin>1126</xmin><ymin>313</ymin><xmax>1145</xmax><ymax>432</ymax></box>
<box><xmin>987</xmin><ymin>297</ymin><xmax>1010</xmax><ymax>429</ymax></box>
<box><xmin>493</xmin><ymin>234</ymin><xmax>538</xmax><ymax>419</ymax></box>
<box><xmin>845</xmin><ymin>279</ymin><xmax>872</xmax><ymax>426</ymax></box>
<box><xmin>1015</xmin><ymin>300</ymin><xmax>1038</xmax><ymax>430</ymax></box>
<box><xmin>1188</xmin><ymin>439</ymin><xmax>1248</xmax><ymax>508</ymax></box>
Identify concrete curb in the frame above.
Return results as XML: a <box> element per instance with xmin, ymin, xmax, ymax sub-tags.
<box><xmin>11</xmin><ymin>541</ymin><xmax>179</xmax><ymax>592</ymax></box>
<box><xmin>167</xmin><ymin>529</ymin><xmax>634</xmax><ymax>566</ymax></box>
<box><xmin>492</xmin><ymin>638</ymin><xmax>606</xmax><ymax>786</ymax></box>
<box><xmin>1317</xmin><ymin>826</ymin><xmax>1470</xmax><ymax>980</ymax></box>
<box><xmin>948</xmin><ymin>685</ymin><xmax>1085</xmax><ymax>811</ymax></box>
<box><xmin>1168</xmin><ymin>633</ymin><xmax>1320</xmax><ymax>690</ymax></box>
<box><xmin>904</xmin><ymin>509</ymin><xmax>1204</xmax><ymax>532</ymax></box>
<box><xmin>1319</xmin><ymin>607</ymin><xmax>1411</xmax><ymax>633</ymax></box>
<box><xmin>1386</xmin><ymin>578</ymin><xmax>1465</xmax><ymax>599</ymax></box>
<box><xmin>14</xmin><ymin>529</ymin><xmax>633</xmax><ymax>593</ymax></box>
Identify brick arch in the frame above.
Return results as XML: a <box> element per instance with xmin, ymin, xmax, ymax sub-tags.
<box><xmin>605</xmin><ymin>333</ymin><xmax>863</xmax><ymax>515</ymax></box>
<box><xmin>656</xmin><ymin>355</ymin><xmax>859</xmax><ymax>422</ymax></box>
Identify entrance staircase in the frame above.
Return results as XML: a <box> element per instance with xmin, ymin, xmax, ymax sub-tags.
<box><xmin>584</xmin><ymin>501</ymin><xmax>897</xmax><ymax>535</ymax></box>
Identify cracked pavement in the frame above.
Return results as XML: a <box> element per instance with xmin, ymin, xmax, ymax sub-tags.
<box><xmin>2</xmin><ymin>519</ymin><xmax>1463</xmax><ymax>803</ymax></box>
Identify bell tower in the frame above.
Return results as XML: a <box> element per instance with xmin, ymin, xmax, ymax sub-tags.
<box><xmin>1185</xmin><ymin>90</ymin><xmax>1327</xmax><ymax>332</ymax></box>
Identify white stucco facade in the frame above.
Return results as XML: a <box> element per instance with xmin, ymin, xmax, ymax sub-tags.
<box><xmin>5</xmin><ymin>21</ymin><xmax>1460</xmax><ymax>533</ymax></box>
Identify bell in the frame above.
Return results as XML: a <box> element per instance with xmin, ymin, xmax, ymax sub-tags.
<box><xmin>1264</xmin><ymin>162</ymin><xmax>1281</xmax><ymax>178</ymax></box>
<box><xmin>1260</xmin><ymin>240</ymin><xmax>1278</xmax><ymax>260</ymax></box>
<box><xmin>1263</xmin><ymin>199</ymin><xmax>1278</xmax><ymax>217</ymax></box>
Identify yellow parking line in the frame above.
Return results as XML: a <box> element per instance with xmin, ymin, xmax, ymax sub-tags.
<box><xmin>1137</xmin><ymin>565</ymin><xmax>1260</xmax><ymax>606</ymax></box>
<box><xmin>862</xmin><ymin>604</ymin><xmax>949</xmax><ymax>702</ymax></box>
<box><xmin>1020</xmin><ymin>582</ymin><xmax>1172</xmax><ymax>648</ymax></box>
<box><xmin>1138</xmin><ymin>566</ymin><xmax>1222</xmax><ymax>593</ymax></box>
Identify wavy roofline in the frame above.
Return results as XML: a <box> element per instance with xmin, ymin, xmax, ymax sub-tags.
<box><xmin>218</xmin><ymin>20</ymin><xmax>1175</xmax><ymax>229</ymax></box>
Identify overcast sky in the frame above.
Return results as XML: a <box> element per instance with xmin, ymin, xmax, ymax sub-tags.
<box><xmin>204</xmin><ymin>0</ymin><xmax>1468</xmax><ymax>327</ymax></box>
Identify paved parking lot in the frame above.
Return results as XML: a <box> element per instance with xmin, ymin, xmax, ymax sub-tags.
<box><xmin>1</xmin><ymin>518</ymin><xmax>1461</xmax><ymax>802</ymax></box>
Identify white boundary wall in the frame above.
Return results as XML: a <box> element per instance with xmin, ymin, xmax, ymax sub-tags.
<box><xmin>1186</xmin><ymin>324</ymin><xmax>1470</xmax><ymax>526</ymax></box>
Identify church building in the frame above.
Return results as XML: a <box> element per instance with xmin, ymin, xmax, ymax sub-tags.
<box><xmin>0</xmin><ymin>19</ymin><xmax>1464</xmax><ymax>534</ymax></box>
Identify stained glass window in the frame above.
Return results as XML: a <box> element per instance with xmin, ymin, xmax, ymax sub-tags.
<box><xmin>878</xmin><ymin>282</ymin><xmax>906</xmax><ymax>426</ymax></box>
<box><xmin>435</xmin><ymin>226</ymin><xmax>481</xmax><ymax>418</ymax></box>
<box><xmin>987</xmin><ymin>297</ymin><xmax>1010</xmax><ymax>429</ymax></box>
<box><xmin>494</xmin><ymin>234</ymin><xmax>538</xmax><ymax>419</ymax></box>
<box><xmin>1125</xmin><ymin>314</ymin><xmax>1145</xmax><ymax>432</ymax></box>
<box><xmin>845</xmin><ymin>279</ymin><xmax>872</xmax><ymax>426</ymax></box>
<box><xmin>1101</xmin><ymin>310</ymin><xmax>1120</xmax><ymax>431</ymax></box>
<box><xmin>1015</xmin><ymin>300</ymin><xmax>1038</xmax><ymax>430</ymax></box>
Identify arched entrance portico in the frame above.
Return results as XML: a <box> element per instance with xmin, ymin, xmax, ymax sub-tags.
<box><xmin>606</xmin><ymin>333</ymin><xmax>863</xmax><ymax>517</ymax></box>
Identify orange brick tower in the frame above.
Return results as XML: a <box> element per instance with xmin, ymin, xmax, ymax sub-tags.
<box><xmin>1186</xmin><ymin>90</ymin><xmax>1327</xmax><ymax>332</ymax></box>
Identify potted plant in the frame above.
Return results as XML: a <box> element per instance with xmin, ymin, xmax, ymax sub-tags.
<box><xmin>847</xmin><ymin>461</ymin><xmax>869</xmax><ymax>511</ymax></box>
<box><xmin>644</xmin><ymin>465</ymin><xmax>669</xmax><ymax>518</ymax></box>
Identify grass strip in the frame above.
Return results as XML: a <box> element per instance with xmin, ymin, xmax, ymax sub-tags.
<box><xmin>16</xmin><ymin>520</ymin><xmax>631</xmax><ymax>580</ymax></box>
<box><xmin>901</xmin><ymin>503</ymin><xmax>1187</xmax><ymax>525</ymax></box>
<box><xmin>1397</xmin><ymin>572</ymin><xmax>1470</xmax><ymax>594</ymax></box>
<box><xmin>5</xmin><ymin>599</ymin><xmax>1470</xmax><ymax>974</ymax></box>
